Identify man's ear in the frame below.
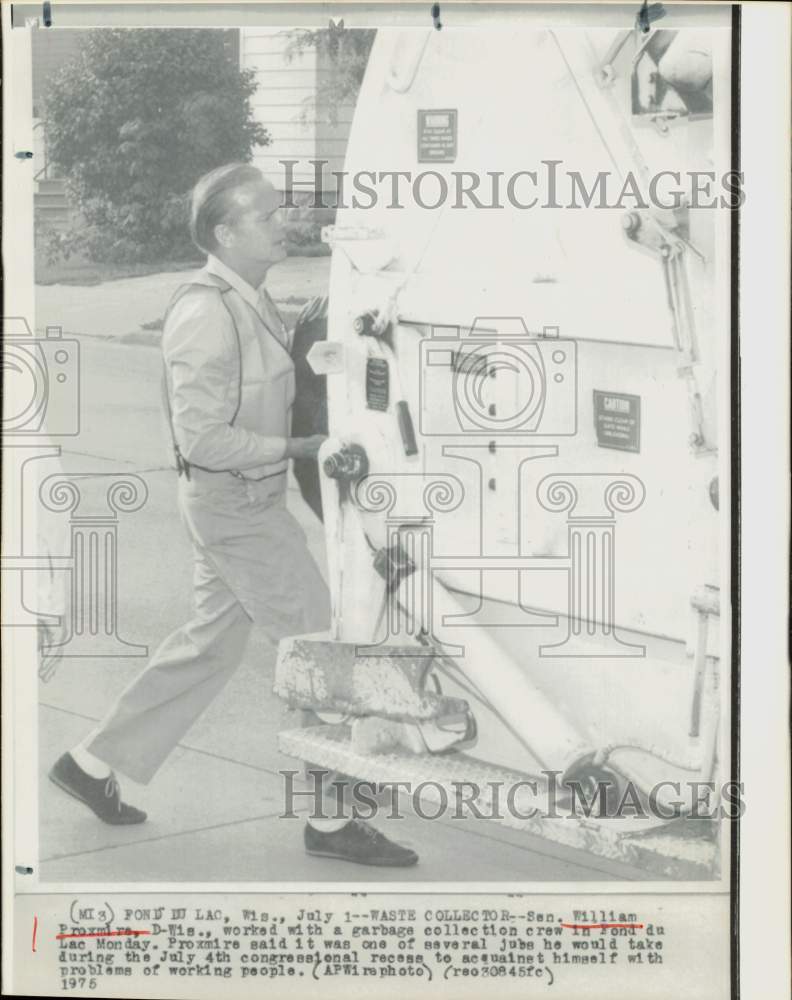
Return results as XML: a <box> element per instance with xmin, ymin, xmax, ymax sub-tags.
<box><xmin>213</xmin><ymin>223</ymin><xmax>234</xmax><ymax>249</ymax></box>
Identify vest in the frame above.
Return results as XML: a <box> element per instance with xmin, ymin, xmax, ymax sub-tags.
<box><xmin>162</xmin><ymin>270</ymin><xmax>295</xmax><ymax>482</ymax></box>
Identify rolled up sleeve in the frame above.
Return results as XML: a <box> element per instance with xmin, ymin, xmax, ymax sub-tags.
<box><xmin>163</xmin><ymin>289</ymin><xmax>287</xmax><ymax>471</ymax></box>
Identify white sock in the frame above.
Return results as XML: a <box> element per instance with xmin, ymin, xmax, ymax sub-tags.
<box><xmin>306</xmin><ymin>816</ymin><xmax>353</xmax><ymax>834</ymax></box>
<box><xmin>70</xmin><ymin>741</ymin><xmax>112</xmax><ymax>779</ymax></box>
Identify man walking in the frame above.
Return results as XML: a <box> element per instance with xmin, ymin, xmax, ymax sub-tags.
<box><xmin>50</xmin><ymin>163</ymin><xmax>418</xmax><ymax>868</ymax></box>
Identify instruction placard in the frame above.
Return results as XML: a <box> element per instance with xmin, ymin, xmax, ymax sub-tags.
<box><xmin>593</xmin><ymin>390</ymin><xmax>641</xmax><ymax>453</ymax></box>
<box><xmin>417</xmin><ymin>109</ymin><xmax>458</xmax><ymax>162</ymax></box>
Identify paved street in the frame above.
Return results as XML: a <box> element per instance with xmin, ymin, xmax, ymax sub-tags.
<box><xmin>35</xmin><ymin>255</ymin><xmax>331</xmax><ymax>345</ymax></box>
<box><xmin>34</xmin><ymin>271</ymin><xmax>649</xmax><ymax>884</ymax></box>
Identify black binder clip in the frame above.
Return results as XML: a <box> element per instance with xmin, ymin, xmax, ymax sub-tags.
<box><xmin>174</xmin><ymin>448</ymin><xmax>191</xmax><ymax>480</ymax></box>
<box><xmin>636</xmin><ymin>0</ymin><xmax>665</xmax><ymax>34</ymax></box>
<box><xmin>43</xmin><ymin>1</ymin><xmax>52</xmax><ymax>27</ymax></box>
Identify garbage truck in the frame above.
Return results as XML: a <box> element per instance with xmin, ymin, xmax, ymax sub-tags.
<box><xmin>276</xmin><ymin>23</ymin><xmax>732</xmax><ymax>879</ymax></box>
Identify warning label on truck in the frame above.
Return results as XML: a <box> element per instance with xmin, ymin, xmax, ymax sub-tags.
<box><xmin>593</xmin><ymin>390</ymin><xmax>641</xmax><ymax>452</ymax></box>
<box><xmin>417</xmin><ymin>109</ymin><xmax>458</xmax><ymax>162</ymax></box>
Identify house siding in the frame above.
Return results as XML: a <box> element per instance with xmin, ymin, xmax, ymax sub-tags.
<box><xmin>31</xmin><ymin>29</ymin><xmax>90</xmax><ymax>115</ymax></box>
<box><xmin>241</xmin><ymin>28</ymin><xmax>353</xmax><ymax>194</ymax></box>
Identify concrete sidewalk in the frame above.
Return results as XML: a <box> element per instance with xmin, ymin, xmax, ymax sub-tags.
<box><xmin>35</xmin><ymin>254</ymin><xmax>330</xmax><ymax>346</ymax></box>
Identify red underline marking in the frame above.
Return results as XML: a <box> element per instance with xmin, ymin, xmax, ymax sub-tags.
<box><xmin>560</xmin><ymin>923</ymin><xmax>644</xmax><ymax>930</ymax></box>
<box><xmin>32</xmin><ymin>917</ymin><xmax>38</xmax><ymax>952</ymax></box>
<box><xmin>55</xmin><ymin>930</ymin><xmax>151</xmax><ymax>940</ymax></box>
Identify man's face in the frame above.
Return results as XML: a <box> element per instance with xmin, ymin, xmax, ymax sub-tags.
<box><xmin>221</xmin><ymin>181</ymin><xmax>287</xmax><ymax>268</ymax></box>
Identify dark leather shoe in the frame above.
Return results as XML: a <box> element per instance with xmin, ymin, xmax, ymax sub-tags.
<box><xmin>49</xmin><ymin>752</ymin><xmax>147</xmax><ymax>825</ymax></box>
<box><xmin>304</xmin><ymin>819</ymin><xmax>418</xmax><ymax>867</ymax></box>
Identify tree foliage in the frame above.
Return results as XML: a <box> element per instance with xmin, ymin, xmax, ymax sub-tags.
<box><xmin>43</xmin><ymin>29</ymin><xmax>270</xmax><ymax>262</ymax></box>
<box><xmin>284</xmin><ymin>26</ymin><xmax>376</xmax><ymax>126</ymax></box>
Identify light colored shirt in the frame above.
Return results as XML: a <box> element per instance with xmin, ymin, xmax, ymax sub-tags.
<box><xmin>206</xmin><ymin>254</ymin><xmax>290</xmax><ymax>349</ymax></box>
<box><xmin>163</xmin><ymin>261</ymin><xmax>294</xmax><ymax>472</ymax></box>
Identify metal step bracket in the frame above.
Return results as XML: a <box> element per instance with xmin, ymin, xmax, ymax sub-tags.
<box><xmin>275</xmin><ymin>635</ymin><xmax>469</xmax><ymax>723</ymax></box>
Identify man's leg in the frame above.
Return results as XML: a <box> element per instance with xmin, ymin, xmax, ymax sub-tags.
<box><xmin>50</xmin><ymin>544</ymin><xmax>252</xmax><ymax>820</ymax></box>
<box><xmin>207</xmin><ymin>495</ymin><xmax>417</xmax><ymax>866</ymax></box>
<box><xmin>87</xmin><ymin>546</ymin><xmax>251</xmax><ymax>782</ymax></box>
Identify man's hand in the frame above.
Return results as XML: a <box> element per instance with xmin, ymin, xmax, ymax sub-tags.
<box><xmin>285</xmin><ymin>434</ymin><xmax>327</xmax><ymax>460</ymax></box>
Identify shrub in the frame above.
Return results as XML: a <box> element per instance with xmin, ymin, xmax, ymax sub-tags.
<box><xmin>42</xmin><ymin>29</ymin><xmax>270</xmax><ymax>263</ymax></box>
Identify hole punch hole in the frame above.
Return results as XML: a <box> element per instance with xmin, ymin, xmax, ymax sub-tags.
<box><xmin>16</xmin><ymin>865</ymin><xmax>34</xmax><ymax>875</ymax></box>
<box><xmin>431</xmin><ymin>3</ymin><xmax>442</xmax><ymax>30</ymax></box>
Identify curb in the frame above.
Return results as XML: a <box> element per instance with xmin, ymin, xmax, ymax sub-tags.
<box><xmin>47</xmin><ymin>301</ymin><xmax>307</xmax><ymax>349</ymax></box>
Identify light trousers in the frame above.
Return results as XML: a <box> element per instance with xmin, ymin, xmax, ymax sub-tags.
<box><xmin>87</xmin><ymin>472</ymin><xmax>331</xmax><ymax>785</ymax></box>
